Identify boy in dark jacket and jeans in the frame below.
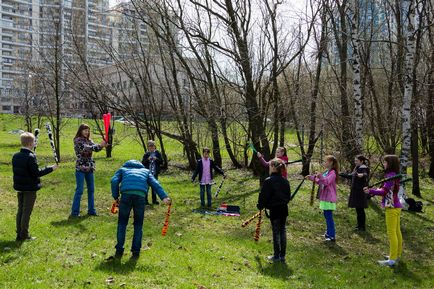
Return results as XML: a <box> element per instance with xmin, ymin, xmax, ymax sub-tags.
<box><xmin>192</xmin><ymin>147</ymin><xmax>225</xmax><ymax>208</ymax></box>
<box><xmin>141</xmin><ymin>140</ymin><xmax>163</xmax><ymax>205</ymax></box>
<box><xmin>257</xmin><ymin>158</ymin><xmax>291</xmax><ymax>263</ymax></box>
<box><xmin>111</xmin><ymin>160</ymin><xmax>171</xmax><ymax>258</ymax></box>
<box><xmin>13</xmin><ymin>132</ymin><xmax>58</xmax><ymax>242</ymax></box>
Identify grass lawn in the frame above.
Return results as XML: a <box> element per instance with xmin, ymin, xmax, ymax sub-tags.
<box><xmin>0</xmin><ymin>114</ymin><xmax>433</xmax><ymax>289</ymax></box>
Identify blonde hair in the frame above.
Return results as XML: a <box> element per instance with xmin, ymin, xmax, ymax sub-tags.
<box><xmin>270</xmin><ymin>158</ymin><xmax>286</xmax><ymax>174</ymax></box>
<box><xmin>20</xmin><ymin>132</ymin><xmax>35</xmax><ymax>147</ymax></box>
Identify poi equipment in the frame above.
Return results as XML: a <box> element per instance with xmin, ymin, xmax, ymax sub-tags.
<box><xmin>214</xmin><ymin>177</ymin><xmax>225</xmax><ymax>198</ymax></box>
<box><xmin>254</xmin><ymin>210</ymin><xmax>263</xmax><ymax>241</ymax></box>
<box><xmin>45</xmin><ymin>123</ymin><xmax>58</xmax><ymax>164</ymax></box>
<box><xmin>248</xmin><ymin>142</ymin><xmax>258</xmax><ymax>153</ymax></box>
<box><xmin>241</xmin><ymin>211</ymin><xmax>262</xmax><ymax>227</ymax></box>
<box><xmin>290</xmin><ymin>178</ymin><xmax>306</xmax><ymax>200</ymax></box>
<box><xmin>161</xmin><ymin>203</ymin><xmax>172</xmax><ymax>236</ymax></box>
<box><xmin>34</xmin><ymin>128</ymin><xmax>40</xmax><ymax>153</ymax></box>
<box><xmin>111</xmin><ymin>200</ymin><xmax>119</xmax><ymax>214</ymax></box>
<box><xmin>103</xmin><ymin>113</ymin><xmax>111</xmax><ymax>142</ymax></box>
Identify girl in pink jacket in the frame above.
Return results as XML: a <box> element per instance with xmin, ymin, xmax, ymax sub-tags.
<box><xmin>306</xmin><ymin>155</ymin><xmax>339</xmax><ymax>242</ymax></box>
<box><xmin>257</xmin><ymin>147</ymin><xmax>289</xmax><ymax>178</ymax></box>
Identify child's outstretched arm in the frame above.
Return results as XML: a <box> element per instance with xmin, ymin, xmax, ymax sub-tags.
<box><xmin>148</xmin><ymin>173</ymin><xmax>168</xmax><ymax>200</ymax></box>
<box><xmin>257</xmin><ymin>152</ymin><xmax>270</xmax><ymax>168</ymax></box>
<box><xmin>111</xmin><ymin>169</ymin><xmax>123</xmax><ymax>200</ymax></box>
<box><xmin>212</xmin><ymin>162</ymin><xmax>225</xmax><ymax>177</ymax></box>
<box><xmin>316</xmin><ymin>170</ymin><xmax>336</xmax><ymax>186</ymax></box>
<box><xmin>28</xmin><ymin>155</ymin><xmax>55</xmax><ymax>177</ymax></box>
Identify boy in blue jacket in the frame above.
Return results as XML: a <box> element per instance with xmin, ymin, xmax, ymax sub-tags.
<box><xmin>111</xmin><ymin>160</ymin><xmax>171</xmax><ymax>259</ymax></box>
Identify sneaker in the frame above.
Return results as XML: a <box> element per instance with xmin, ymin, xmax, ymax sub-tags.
<box><xmin>325</xmin><ymin>236</ymin><xmax>336</xmax><ymax>242</ymax></box>
<box><xmin>131</xmin><ymin>252</ymin><xmax>140</xmax><ymax>259</ymax></box>
<box><xmin>267</xmin><ymin>255</ymin><xmax>281</xmax><ymax>263</ymax></box>
<box><xmin>378</xmin><ymin>259</ymin><xmax>396</xmax><ymax>267</ymax></box>
<box><xmin>383</xmin><ymin>255</ymin><xmax>401</xmax><ymax>262</ymax></box>
<box><xmin>16</xmin><ymin>236</ymin><xmax>36</xmax><ymax>242</ymax></box>
<box><xmin>354</xmin><ymin>226</ymin><xmax>365</xmax><ymax>231</ymax></box>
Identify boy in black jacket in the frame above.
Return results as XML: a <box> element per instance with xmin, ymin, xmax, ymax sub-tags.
<box><xmin>141</xmin><ymin>140</ymin><xmax>163</xmax><ymax>205</ymax></box>
<box><xmin>192</xmin><ymin>147</ymin><xmax>225</xmax><ymax>208</ymax></box>
<box><xmin>12</xmin><ymin>132</ymin><xmax>57</xmax><ymax>241</ymax></box>
<box><xmin>257</xmin><ymin>158</ymin><xmax>291</xmax><ymax>263</ymax></box>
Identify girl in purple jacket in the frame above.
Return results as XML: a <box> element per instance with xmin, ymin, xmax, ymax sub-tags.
<box><xmin>306</xmin><ymin>155</ymin><xmax>339</xmax><ymax>242</ymax></box>
<box><xmin>364</xmin><ymin>155</ymin><xmax>402</xmax><ymax>267</ymax></box>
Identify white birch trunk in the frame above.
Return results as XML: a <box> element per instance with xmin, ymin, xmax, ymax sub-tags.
<box><xmin>351</xmin><ymin>0</ymin><xmax>363</xmax><ymax>153</ymax></box>
<box><xmin>400</xmin><ymin>0</ymin><xmax>416</xmax><ymax>172</ymax></box>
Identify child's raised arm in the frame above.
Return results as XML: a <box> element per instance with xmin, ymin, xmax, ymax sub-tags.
<box><xmin>316</xmin><ymin>170</ymin><xmax>336</xmax><ymax>186</ymax></box>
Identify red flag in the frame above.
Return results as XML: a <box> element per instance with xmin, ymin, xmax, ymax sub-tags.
<box><xmin>103</xmin><ymin>113</ymin><xmax>111</xmax><ymax>142</ymax></box>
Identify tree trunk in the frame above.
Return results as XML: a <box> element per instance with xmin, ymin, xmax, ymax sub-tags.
<box><xmin>351</xmin><ymin>0</ymin><xmax>363</xmax><ymax>153</ymax></box>
<box><xmin>400</xmin><ymin>0</ymin><xmax>416</xmax><ymax>173</ymax></box>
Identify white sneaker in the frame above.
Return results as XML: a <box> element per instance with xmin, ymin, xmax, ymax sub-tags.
<box><xmin>378</xmin><ymin>259</ymin><xmax>396</xmax><ymax>267</ymax></box>
<box><xmin>383</xmin><ymin>255</ymin><xmax>401</xmax><ymax>262</ymax></box>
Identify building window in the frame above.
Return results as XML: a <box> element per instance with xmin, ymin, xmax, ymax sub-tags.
<box><xmin>2</xmin><ymin>106</ymin><xmax>11</xmax><ymax>111</ymax></box>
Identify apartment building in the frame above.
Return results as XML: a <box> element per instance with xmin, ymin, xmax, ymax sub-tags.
<box><xmin>0</xmin><ymin>0</ymin><xmax>113</xmax><ymax>114</ymax></box>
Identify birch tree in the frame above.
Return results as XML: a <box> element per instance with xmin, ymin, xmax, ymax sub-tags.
<box><xmin>400</xmin><ymin>0</ymin><xmax>417</xmax><ymax>173</ymax></box>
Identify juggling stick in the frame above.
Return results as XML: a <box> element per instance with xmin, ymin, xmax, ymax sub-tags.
<box><xmin>162</xmin><ymin>204</ymin><xmax>172</xmax><ymax>236</ymax></box>
<box><xmin>290</xmin><ymin>179</ymin><xmax>306</xmax><ymax>200</ymax></box>
<box><xmin>286</xmin><ymin>159</ymin><xmax>303</xmax><ymax>165</ymax></box>
<box><xmin>309</xmin><ymin>181</ymin><xmax>315</xmax><ymax>206</ymax></box>
<box><xmin>214</xmin><ymin>178</ymin><xmax>225</xmax><ymax>198</ymax></box>
<box><xmin>241</xmin><ymin>211</ymin><xmax>262</xmax><ymax>227</ymax></box>
<box><xmin>368</xmin><ymin>174</ymin><xmax>405</xmax><ymax>188</ymax></box>
<box><xmin>45</xmin><ymin>123</ymin><xmax>58</xmax><ymax>164</ymax></box>
<box><xmin>254</xmin><ymin>210</ymin><xmax>263</xmax><ymax>241</ymax></box>
<box><xmin>111</xmin><ymin>200</ymin><xmax>119</xmax><ymax>214</ymax></box>
<box><xmin>34</xmin><ymin>128</ymin><xmax>40</xmax><ymax>153</ymax></box>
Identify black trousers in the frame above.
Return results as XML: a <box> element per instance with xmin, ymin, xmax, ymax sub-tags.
<box><xmin>16</xmin><ymin>191</ymin><xmax>37</xmax><ymax>240</ymax></box>
<box><xmin>146</xmin><ymin>174</ymin><xmax>159</xmax><ymax>204</ymax></box>
<box><xmin>355</xmin><ymin>208</ymin><xmax>366</xmax><ymax>229</ymax></box>
<box><xmin>271</xmin><ymin>217</ymin><xmax>287</xmax><ymax>259</ymax></box>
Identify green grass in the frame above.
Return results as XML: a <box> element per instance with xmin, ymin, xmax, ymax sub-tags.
<box><xmin>0</xmin><ymin>114</ymin><xmax>433</xmax><ymax>289</ymax></box>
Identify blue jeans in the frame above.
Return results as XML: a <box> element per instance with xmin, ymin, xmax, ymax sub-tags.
<box><xmin>115</xmin><ymin>194</ymin><xmax>146</xmax><ymax>254</ymax></box>
<box><xmin>200</xmin><ymin>184</ymin><xmax>212</xmax><ymax>207</ymax></box>
<box><xmin>323</xmin><ymin>210</ymin><xmax>336</xmax><ymax>238</ymax></box>
<box><xmin>71</xmin><ymin>171</ymin><xmax>96</xmax><ymax>216</ymax></box>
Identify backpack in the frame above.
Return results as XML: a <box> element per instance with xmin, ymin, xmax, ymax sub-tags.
<box><xmin>405</xmin><ymin>198</ymin><xmax>423</xmax><ymax>212</ymax></box>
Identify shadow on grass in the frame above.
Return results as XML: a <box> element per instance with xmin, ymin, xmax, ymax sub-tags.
<box><xmin>50</xmin><ymin>215</ymin><xmax>90</xmax><ymax>231</ymax></box>
<box><xmin>322</xmin><ymin>241</ymin><xmax>348</xmax><ymax>256</ymax></box>
<box><xmin>402</xmin><ymin>210</ymin><xmax>434</xmax><ymax>224</ymax></box>
<box><xmin>354</xmin><ymin>230</ymin><xmax>381</xmax><ymax>244</ymax></box>
<box><xmin>0</xmin><ymin>239</ymin><xmax>22</xmax><ymax>256</ymax></box>
<box><xmin>393</xmin><ymin>261</ymin><xmax>422</xmax><ymax>284</ymax></box>
<box><xmin>254</xmin><ymin>255</ymin><xmax>292</xmax><ymax>280</ymax></box>
<box><xmin>95</xmin><ymin>257</ymin><xmax>150</xmax><ymax>274</ymax></box>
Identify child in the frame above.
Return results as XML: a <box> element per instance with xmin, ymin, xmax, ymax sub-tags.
<box><xmin>111</xmin><ymin>160</ymin><xmax>171</xmax><ymax>259</ymax></box>
<box><xmin>12</xmin><ymin>132</ymin><xmax>58</xmax><ymax>241</ymax></box>
<box><xmin>142</xmin><ymin>140</ymin><xmax>163</xmax><ymax>205</ymax></box>
<box><xmin>306</xmin><ymin>155</ymin><xmax>338</xmax><ymax>242</ymax></box>
<box><xmin>364</xmin><ymin>155</ymin><xmax>402</xmax><ymax>267</ymax></box>
<box><xmin>257</xmin><ymin>158</ymin><xmax>291</xmax><ymax>263</ymax></box>
<box><xmin>340</xmin><ymin>155</ymin><xmax>370</xmax><ymax>231</ymax></box>
<box><xmin>192</xmin><ymin>147</ymin><xmax>226</xmax><ymax>208</ymax></box>
<box><xmin>71</xmin><ymin>124</ymin><xmax>107</xmax><ymax>217</ymax></box>
<box><xmin>257</xmin><ymin>147</ymin><xmax>289</xmax><ymax>178</ymax></box>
